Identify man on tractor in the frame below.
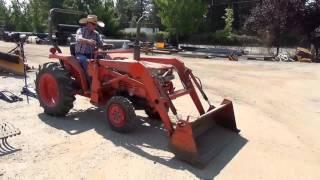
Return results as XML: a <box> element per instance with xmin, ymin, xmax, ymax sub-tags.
<box><xmin>75</xmin><ymin>15</ymin><xmax>105</xmax><ymax>72</ymax></box>
<box><xmin>36</xmin><ymin>9</ymin><xmax>241</xmax><ymax>167</ymax></box>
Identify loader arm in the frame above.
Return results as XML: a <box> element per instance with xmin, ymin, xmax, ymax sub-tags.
<box><xmin>139</xmin><ymin>57</ymin><xmax>206</xmax><ymax>115</ymax></box>
<box><xmin>139</xmin><ymin>57</ymin><xmax>240</xmax><ymax>167</ymax></box>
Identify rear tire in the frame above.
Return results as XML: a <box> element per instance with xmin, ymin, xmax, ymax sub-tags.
<box><xmin>35</xmin><ymin>62</ymin><xmax>75</xmax><ymax>116</ymax></box>
<box><xmin>106</xmin><ymin>96</ymin><xmax>137</xmax><ymax>133</ymax></box>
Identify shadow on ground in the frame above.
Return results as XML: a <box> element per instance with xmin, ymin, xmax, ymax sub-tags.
<box><xmin>0</xmin><ymin>138</ymin><xmax>21</xmax><ymax>156</ymax></box>
<box><xmin>38</xmin><ymin>107</ymin><xmax>247</xmax><ymax>179</ymax></box>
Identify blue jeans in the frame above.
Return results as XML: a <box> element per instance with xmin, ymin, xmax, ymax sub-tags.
<box><xmin>76</xmin><ymin>54</ymin><xmax>92</xmax><ymax>85</ymax></box>
<box><xmin>76</xmin><ymin>54</ymin><xmax>89</xmax><ymax>72</ymax></box>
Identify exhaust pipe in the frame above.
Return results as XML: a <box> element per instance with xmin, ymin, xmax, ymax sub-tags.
<box><xmin>134</xmin><ymin>15</ymin><xmax>146</xmax><ymax>60</ymax></box>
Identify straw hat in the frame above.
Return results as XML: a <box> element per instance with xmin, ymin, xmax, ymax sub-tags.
<box><xmin>79</xmin><ymin>15</ymin><xmax>105</xmax><ymax>28</ymax></box>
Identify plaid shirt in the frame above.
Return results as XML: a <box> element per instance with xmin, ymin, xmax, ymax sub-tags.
<box><xmin>75</xmin><ymin>27</ymin><xmax>103</xmax><ymax>55</ymax></box>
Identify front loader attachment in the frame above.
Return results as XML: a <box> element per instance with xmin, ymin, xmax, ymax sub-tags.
<box><xmin>169</xmin><ymin>99</ymin><xmax>240</xmax><ymax>167</ymax></box>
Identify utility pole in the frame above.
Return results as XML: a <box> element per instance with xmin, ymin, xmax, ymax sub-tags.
<box><xmin>140</xmin><ymin>0</ymin><xmax>144</xmax><ymax>17</ymax></box>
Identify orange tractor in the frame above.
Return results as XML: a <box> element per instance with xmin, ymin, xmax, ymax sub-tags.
<box><xmin>36</xmin><ymin>49</ymin><xmax>239</xmax><ymax>167</ymax></box>
<box><xmin>35</xmin><ymin>15</ymin><xmax>239</xmax><ymax>167</ymax></box>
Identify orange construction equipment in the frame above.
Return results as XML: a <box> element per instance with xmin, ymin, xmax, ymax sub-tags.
<box><xmin>35</xmin><ymin>47</ymin><xmax>239</xmax><ymax>167</ymax></box>
<box><xmin>155</xmin><ymin>42</ymin><xmax>165</xmax><ymax>49</ymax></box>
<box><xmin>35</xmin><ymin>13</ymin><xmax>240</xmax><ymax>167</ymax></box>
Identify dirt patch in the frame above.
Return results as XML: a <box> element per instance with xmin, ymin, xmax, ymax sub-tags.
<box><xmin>1</xmin><ymin>41</ymin><xmax>320</xmax><ymax>179</ymax></box>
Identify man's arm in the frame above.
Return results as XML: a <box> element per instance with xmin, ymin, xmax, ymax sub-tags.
<box><xmin>96</xmin><ymin>32</ymin><xmax>103</xmax><ymax>48</ymax></box>
<box><xmin>76</xmin><ymin>28</ymin><xmax>96</xmax><ymax>46</ymax></box>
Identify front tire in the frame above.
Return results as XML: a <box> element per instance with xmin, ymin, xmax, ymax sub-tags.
<box><xmin>35</xmin><ymin>62</ymin><xmax>75</xmax><ymax>116</ymax></box>
<box><xmin>106</xmin><ymin>96</ymin><xmax>138</xmax><ymax>133</ymax></box>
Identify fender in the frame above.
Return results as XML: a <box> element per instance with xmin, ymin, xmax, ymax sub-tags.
<box><xmin>49</xmin><ymin>53</ymin><xmax>89</xmax><ymax>93</ymax></box>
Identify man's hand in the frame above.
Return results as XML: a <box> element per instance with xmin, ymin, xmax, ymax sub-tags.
<box><xmin>87</xmin><ymin>39</ymin><xmax>97</xmax><ymax>46</ymax></box>
<box><xmin>79</xmin><ymin>38</ymin><xmax>97</xmax><ymax>46</ymax></box>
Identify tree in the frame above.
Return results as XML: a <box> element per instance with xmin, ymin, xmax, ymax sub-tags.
<box><xmin>63</xmin><ymin>0</ymin><xmax>120</xmax><ymax>36</ymax></box>
<box><xmin>0</xmin><ymin>0</ymin><xmax>8</xmax><ymax>26</ymax></box>
<box><xmin>116</xmin><ymin>0</ymin><xmax>134</xmax><ymax>27</ymax></box>
<box><xmin>64</xmin><ymin>0</ymin><xmax>101</xmax><ymax>12</ymax></box>
<box><xmin>303</xmin><ymin>0</ymin><xmax>320</xmax><ymax>38</ymax></box>
<box><xmin>140</xmin><ymin>0</ymin><xmax>154</xmax><ymax>18</ymax></box>
<box><xmin>223</xmin><ymin>7</ymin><xmax>234</xmax><ymax>37</ymax></box>
<box><xmin>302</xmin><ymin>0</ymin><xmax>320</xmax><ymax>56</ymax></box>
<box><xmin>201</xmin><ymin>0</ymin><xmax>259</xmax><ymax>33</ymax></box>
<box><xmin>8</xmin><ymin>0</ymin><xmax>32</xmax><ymax>31</ymax></box>
<box><xmin>116</xmin><ymin>0</ymin><xmax>154</xmax><ymax>28</ymax></box>
<box><xmin>0</xmin><ymin>0</ymin><xmax>6</xmax><ymax>18</ymax></box>
<box><xmin>29</xmin><ymin>0</ymin><xmax>46</xmax><ymax>32</ymax></box>
<box><xmin>245</xmin><ymin>0</ymin><xmax>306</xmax><ymax>54</ymax></box>
<box><xmin>95</xmin><ymin>0</ymin><xmax>120</xmax><ymax>36</ymax></box>
<box><xmin>155</xmin><ymin>0</ymin><xmax>206</xmax><ymax>44</ymax></box>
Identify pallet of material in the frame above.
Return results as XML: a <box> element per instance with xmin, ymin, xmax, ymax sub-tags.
<box><xmin>244</xmin><ymin>54</ymin><xmax>275</xmax><ymax>61</ymax></box>
<box><xmin>151</xmin><ymin>49</ymin><xmax>172</xmax><ymax>54</ymax></box>
<box><xmin>178</xmin><ymin>51</ymin><xmax>239</xmax><ymax>60</ymax></box>
<box><xmin>142</xmin><ymin>49</ymin><xmax>172</xmax><ymax>55</ymax></box>
<box><xmin>178</xmin><ymin>51</ymin><xmax>210</xmax><ymax>58</ymax></box>
<box><xmin>157</xmin><ymin>48</ymin><xmax>180</xmax><ymax>53</ymax></box>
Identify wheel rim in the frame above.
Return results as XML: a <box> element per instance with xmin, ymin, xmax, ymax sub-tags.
<box><xmin>108</xmin><ymin>104</ymin><xmax>126</xmax><ymax>127</ymax></box>
<box><xmin>39</xmin><ymin>73</ymin><xmax>59</xmax><ymax>107</ymax></box>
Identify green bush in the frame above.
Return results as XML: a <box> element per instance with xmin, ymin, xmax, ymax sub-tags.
<box><xmin>185</xmin><ymin>31</ymin><xmax>261</xmax><ymax>46</ymax></box>
<box><xmin>231</xmin><ymin>34</ymin><xmax>262</xmax><ymax>45</ymax></box>
<box><xmin>222</xmin><ymin>8</ymin><xmax>234</xmax><ymax>37</ymax></box>
<box><xmin>279</xmin><ymin>33</ymin><xmax>302</xmax><ymax>47</ymax></box>
<box><xmin>185</xmin><ymin>33</ymin><xmax>209</xmax><ymax>44</ymax></box>
<box><xmin>155</xmin><ymin>31</ymin><xmax>169</xmax><ymax>42</ymax></box>
<box><xmin>211</xmin><ymin>30</ymin><xmax>235</xmax><ymax>44</ymax></box>
<box><xmin>119</xmin><ymin>31</ymin><xmax>147</xmax><ymax>41</ymax></box>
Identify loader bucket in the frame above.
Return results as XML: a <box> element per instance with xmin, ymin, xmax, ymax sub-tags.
<box><xmin>0</xmin><ymin>52</ymin><xmax>25</xmax><ymax>75</ymax></box>
<box><xmin>169</xmin><ymin>99</ymin><xmax>240</xmax><ymax>167</ymax></box>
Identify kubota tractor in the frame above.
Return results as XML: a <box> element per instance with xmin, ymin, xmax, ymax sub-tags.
<box><xmin>35</xmin><ymin>14</ymin><xmax>240</xmax><ymax>167</ymax></box>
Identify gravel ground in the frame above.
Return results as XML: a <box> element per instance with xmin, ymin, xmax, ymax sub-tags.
<box><xmin>0</xmin><ymin>42</ymin><xmax>320</xmax><ymax>179</ymax></box>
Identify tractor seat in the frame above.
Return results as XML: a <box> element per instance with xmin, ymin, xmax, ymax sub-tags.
<box><xmin>70</xmin><ymin>43</ymin><xmax>76</xmax><ymax>56</ymax></box>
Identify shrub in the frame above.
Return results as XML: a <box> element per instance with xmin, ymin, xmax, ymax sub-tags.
<box><xmin>155</xmin><ymin>31</ymin><xmax>169</xmax><ymax>42</ymax></box>
<box><xmin>119</xmin><ymin>31</ymin><xmax>147</xmax><ymax>41</ymax></box>
<box><xmin>211</xmin><ymin>30</ymin><xmax>235</xmax><ymax>44</ymax></box>
<box><xmin>231</xmin><ymin>34</ymin><xmax>262</xmax><ymax>46</ymax></box>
